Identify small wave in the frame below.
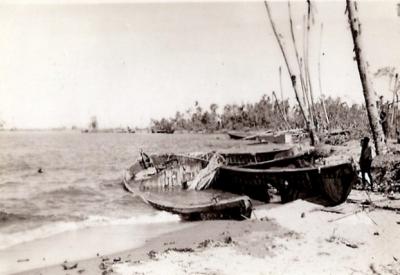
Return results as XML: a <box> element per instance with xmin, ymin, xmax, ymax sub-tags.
<box><xmin>0</xmin><ymin>161</ymin><xmax>32</xmax><ymax>172</ymax></box>
<box><xmin>100</xmin><ymin>179</ymin><xmax>122</xmax><ymax>189</ymax></box>
<box><xmin>0</xmin><ymin>181</ymin><xmax>23</xmax><ymax>188</ymax></box>
<box><xmin>86</xmin><ymin>211</ymin><xmax>180</xmax><ymax>226</ymax></box>
<box><xmin>38</xmin><ymin>185</ymin><xmax>103</xmax><ymax>198</ymax></box>
<box><xmin>0</xmin><ymin>212</ymin><xmax>179</xmax><ymax>250</ymax></box>
<box><xmin>0</xmin><ymin>210</ymin><xmax>75</xmax><ymax>229</ymax></box>
<box><xmin>0</xmin><ymin>210</ymin><xmax>28</xmax><ymax>223</ymax></box>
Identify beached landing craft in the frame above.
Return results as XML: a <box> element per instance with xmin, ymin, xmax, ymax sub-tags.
<box><xmin>123</xmin><ymin>149</ymin><xmax>356</xmax><ymax>207</ymax></box>
<box><xmin>216</xmin><ymin>160</ymin><xmax>357</xmax><ymax>206</ymax></box>
<box><xmin>123</xmin><ymin>148</ymin><xmax>295</xmax><ymax>191</ymax></box>
<box><xmin>122</xmin><ymin>148</ymin><xmax>294</xmax><ymax>219</ymax></box>
<box><xmin>122</xmin><ymin>154</ymin><xmax>254</xmax><ymax>220</ymax></box>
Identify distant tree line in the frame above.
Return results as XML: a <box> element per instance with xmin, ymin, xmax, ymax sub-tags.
<box><xmin>150</xmin><ymin>95</ymin><xmax>370</xmax><ymax>135</ymax></box>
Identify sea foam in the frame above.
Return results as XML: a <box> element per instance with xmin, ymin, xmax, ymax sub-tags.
<box><xmin>0</xmin><ymin>211</ymin><xmax>180</xmax><ymax>250</ymax></box>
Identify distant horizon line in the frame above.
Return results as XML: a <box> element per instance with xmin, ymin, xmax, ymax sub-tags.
<box><xmin>0</xmin><ymin>126</ymin><xmax>151</xmax><ymax>131</ymax></box>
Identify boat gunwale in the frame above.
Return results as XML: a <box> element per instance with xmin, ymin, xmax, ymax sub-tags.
<box><xmin>144</xmin><ymin>195</ymin><xmax>251</xmax><ymax>214</ymax></box>
<box><xmin>220</xmin><ymin>161</ymin><xmax>355</xmax><ymax>174</ymax></box>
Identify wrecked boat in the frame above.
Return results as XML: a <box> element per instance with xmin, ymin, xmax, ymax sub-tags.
<box><xmin>215</xmin><ymin>159</ymin><xmax>357</xmax><ymax>205</ymax></box>
<box><xmin>123</xmin><ymin>148</ymin><xmax>355</xmax><ymax>215</ymax></box>
<box><xmin>227</xmin><ymin>131</ymin><xmax>249</xmax><ymax>140</ymax></box>
<box><xmin>122</xmin><ymin>148</ymin><xmax>295</xmax><ymax>191</ymax></box>
<box><xmin>134</xmin><ymin>190</ymin><xmax>252</xmax><ymax>221</ymax></box>
<box><xmin>203</xmin><ymin>147</ymin><xmax>294</xmax><ymax>166</ymax></box>
<box><xmin>122</xmin><ymin>148</ymin><xmax>294</xmax><ymax>218</ymax></box>
<box><xmin>122</xmin><ymin>153</ymin><xmax>254</xmax><ymax>220</ymax></box>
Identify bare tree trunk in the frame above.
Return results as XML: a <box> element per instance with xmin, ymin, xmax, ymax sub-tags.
<box><xmin>302</xmin><ymin>16</ymin><xmax>313</xmax><ymax>121</ymax></box>
<box><xmin>391</xmin><ymin>74</ymin><xmax>398</xmax><ymax>126</ymax></box>
<box><xmin>305</xmin><ymin>0</ymin><xmax>317</xmax><ymax>126</ymax></box>
<box><xmin>264</xmin><ymin>1</ymin><xmax>307</xmax><ymax>124</ymax></box>
<box><xmin>273</xmin><ymin>91</ymin><xmax>290</xmax><ymax>129</ymax></box>
<box><xmin>265</xmin><ymin>0</ymin><xmax>319</xmax><ymax>145</ymax></box>
<box><xmin>279</xmin><ymin>66</ymin><xmax>288</xmax><ymax>119</ymax></box>
<box><xmin>288</xmin><ymin>2</ymin><xmax>308</xmax><ymax>110</ymax></box>
<box><xmin>346</xmin><ymin>0</ymin><xmax>387</xmax><ymax>155</ymax></box>
<box><xmin>318</xmin><ymin>23</ymin><xmax>330</xmax><ymax>127</ymax></box>
<box><xmin>396</xmin><ymin>93</ymin><xmax>399</xmax><ymax>143</ymax></box>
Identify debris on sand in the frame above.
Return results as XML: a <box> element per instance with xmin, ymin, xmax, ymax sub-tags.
<box><xmin>224</xmin><ymin>236</ymin><xmax>233</xmax><ymax>244</ymax></box>
<box><xmin>98</xmin><ymin>262</ymin><xmax>108</xmax><ymax>270</ymax></box>
<box><xmin>61</xmin><ymin>262</ymin><xmax>78</xmax><ymax>270</ymax></box>
<box><xmin>164</xmin><ymin>247</ymin><xmax>195</xmax><ymax>253</ymax></box>
<box><xmin>369</xmin><ymin>263</ymin><xmax>380</xmax><ymax>274</ymax></box>
<box><xmin>325</xmin><ymin>235</ymin><xmax>360</xmax><ymax>248</ymax></box>
<box><xmin>372</xmin><ymin>154</ymin><xmax>400</xmax><ymax>193</ymax></box>
<box><xmin>344</xmin><ymin>242</ymin><xmax>359</xmax><ymax>249</ymax></box>
<box><xmin>147</xmin><ymin>250</ymin><xmax>157</xmax><ymax>259</ymax></box>
<box><xmin>17</xmin><ymin>259</ymin><xmax>29</xmax><ymax>263</ymax></box>
<box><xmin>197</xmin><ymin>239</ymin><xmax>213</xmax><ymax>249</ymax></box>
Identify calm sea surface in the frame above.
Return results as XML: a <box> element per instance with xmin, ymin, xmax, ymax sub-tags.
<box><xmin>0</xmin><ymin>131</ymin><xmax>252</xmax><ymax>249</ymax></box>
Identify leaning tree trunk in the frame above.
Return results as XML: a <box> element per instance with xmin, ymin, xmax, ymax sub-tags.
<box><xmin>346</xmin><ymin>0</ymin><xmax>387</xmax><ymax>155</ymax></box>
<box><xmin>272</xmin><ymin>91</ymin><xmax>290</xmax><ymax>129</ymax></box>
<box><xmin>264</xmin><ymin>0</ymin><xmax>319</xmax><ymax>145</ymax></box>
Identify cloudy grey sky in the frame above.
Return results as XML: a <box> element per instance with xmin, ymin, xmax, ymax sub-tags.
<box><xmin>0</xmin><ymin>0</ymin><xmax>399</xmax><ymax>128</ymax></box>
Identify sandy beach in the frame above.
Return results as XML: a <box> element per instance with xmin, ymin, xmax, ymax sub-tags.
<box><xmin>13</xmin><ymin>191</ymin><xmax>400</xmax><ymax>275</ymax></box>
<box><xmin>2</xmin><ymin>0</ymin><xmax>400</xmax><ymax>273</ymax></box>
<box><xmin>5</xmin><ymin>139</ymin><xmax>400</xmax><ymax>275</ymax></box>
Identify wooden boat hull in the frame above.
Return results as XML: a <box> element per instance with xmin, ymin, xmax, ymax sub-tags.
<box><xmin>219</xmin><ymin>148</ymin><xmax>294</xmax><ymax>166</ymax></box>
<box><xmin>214</xmin><ymin>161</ymin><xmax>357</xmax><ymax>205</ymax></box>
<box><xmin>123</xmin><ymin>148</ymin><xmax>295</xmax><ymax>190</ymax></box>
<box><xmin>240</xmin><ymin>151</ymin><xmax>317</xmax><ymax>169</ymax></box>
<box><xmin>122</xmin><ymin>150</ymin><xmax>354</xmax><ymax>210</ymax></box>
<box><xmin>139</xmin><ymin>191</ymin><xmax>252</xmax><ymax>221</ymax></box>
<box><xmin>227</xmin><ymin>132</ymin><xmax>248</xmax><ymax>140</ymax></box>
<box><xmin>124</xmin><ymin>154</ymin><xmax>208</xmax><ymax>191</ymax></box>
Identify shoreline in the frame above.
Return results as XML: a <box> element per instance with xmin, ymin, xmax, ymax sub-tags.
<box><xmin>1</xmin><ymin>221</ymin><xmax>194</xmax><ymax>275</ymax></box>
<box><xmin>15</xmin><ymin>217</ymin><xmax>285</xmax><ymax>275</ymax></box>
<box><xmin>13</xmin><ymin>195</ymin><xmax>400</xmax><ymax>275</ymax></box>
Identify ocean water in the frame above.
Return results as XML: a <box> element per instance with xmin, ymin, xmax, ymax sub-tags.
<box><xmin>0</xmin><ymin>131</ymin><xmax>250</xmax><ymax>250</ymax></box>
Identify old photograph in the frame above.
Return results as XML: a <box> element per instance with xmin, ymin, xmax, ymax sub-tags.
<box><xmin>1</xmin><ymin>0</ymin><xmax>400</xmax><ymax>274</ymax></box>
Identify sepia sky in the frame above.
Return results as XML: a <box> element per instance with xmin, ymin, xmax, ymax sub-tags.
<box><xmin>0</xmin><ymin>0</ymin><xmax>399</xmax><ymax>128</ymax></box>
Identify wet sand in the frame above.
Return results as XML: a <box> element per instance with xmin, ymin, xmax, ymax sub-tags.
<box><xmin>14</xmin><ymin>197</ymin><xmax>400</xmax><ymax>275</ymax></box>
<box><xmin>2</xmin><ymin>221</ymin><xmax>192</xmax><ymax>275</ymax></box>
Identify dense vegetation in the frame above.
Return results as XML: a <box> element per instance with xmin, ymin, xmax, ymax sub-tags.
<box><xmin>150</xmin><ymin>95</ymin><xmax>371</xmax><ymax>137</ymax></box>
